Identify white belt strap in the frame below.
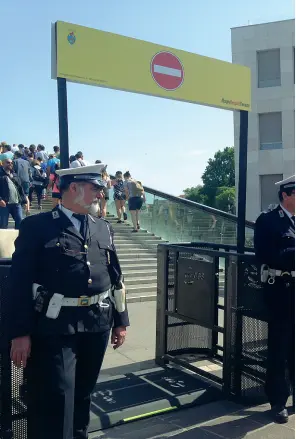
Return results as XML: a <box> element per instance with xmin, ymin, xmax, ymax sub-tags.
<box><xmin>32</xmin><ymin>284</ymin><xmax>111</xmax><ymax>308</ymax></box>
<box><xmin>62</xmin><ymin>290</ymin><xmax>111</xmax><ymax>308</ymax></box>
<box><xmin>269</xmin><ymin>269</ymin><xmax>295</xmax><ymax>277</ymax></box>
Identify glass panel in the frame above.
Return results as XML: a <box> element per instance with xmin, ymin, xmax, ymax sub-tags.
<box><xmin>107</xmin><ymin>187</ymin><xmax>254</xmax><ymax>247</ymax></box>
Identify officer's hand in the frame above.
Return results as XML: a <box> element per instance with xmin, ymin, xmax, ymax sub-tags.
<box><xmin>111</xmin><ymin>326</ymin><xmax>126</xmax><ymax>350</ymax></box>
<box><xmin>0</xmin><ymin>200</ymin><xmax>6</xmax><ymax>208</ymax></box>
<box><xmin>10</xmin><ymin>336</ymin><xmax>31</xmax><ymax>368</ymax></box>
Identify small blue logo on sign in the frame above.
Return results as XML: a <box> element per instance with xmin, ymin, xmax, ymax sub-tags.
<box><xmin>67</xmin><ymin>32</ymin><xmax>76</xmax><ymax>45</ymax></box>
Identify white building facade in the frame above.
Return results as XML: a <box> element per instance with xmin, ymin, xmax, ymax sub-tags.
<box><xmin>232</xmin><ymin>19</ymin><xmax>295</xmax><ymax>221</ymax></box>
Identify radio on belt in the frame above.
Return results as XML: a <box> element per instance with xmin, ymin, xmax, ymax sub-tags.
<box><xmin>46</xmin><ymin>293</ymin><xmax>65</xmax><ymax>319</ymax></box>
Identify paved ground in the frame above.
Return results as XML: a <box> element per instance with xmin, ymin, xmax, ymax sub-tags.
<box><xmin>100</xmin><ymin>301</ymin><xmax>157</xmax><ymax>378</ymax></box>
<box><xmin>90</xmin><ymin>400</ymin><xmax>295</xmax><ymax>438</ymax></box>
<box><xmin>95</xmin><ymin>301</ymin><xmax>294</xmax><ymax>438</ymax></box>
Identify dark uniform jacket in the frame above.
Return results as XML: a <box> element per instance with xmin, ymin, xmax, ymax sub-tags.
<box><xmin>254</xmin><ymin>204</ymin><xmax>295</xmax><ymax>271</ymax></box>
<box><xmin>7</xmin><ymin>207</ymin><xmax>129</xmax><ymax>340</ymax></box>
<box><xmin>0</xmin><ymin>167</ymin><xmax>27</xmax><ymax>205</ymax></box>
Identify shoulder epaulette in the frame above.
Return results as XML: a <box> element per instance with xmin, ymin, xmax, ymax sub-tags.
<box><xmin>99</xmin><ymin>217</ymin><xmax>110</xmax><ymax>224</ymax></box>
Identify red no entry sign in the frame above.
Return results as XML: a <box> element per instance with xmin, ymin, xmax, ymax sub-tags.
<box><xmin>151</xmin><ymin>52</ymin><xmax>184</xmax><ymax>91</ymax></box>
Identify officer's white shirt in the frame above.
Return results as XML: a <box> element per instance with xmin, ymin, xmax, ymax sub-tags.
<box><xmin>280</xmin><ymin>204</ymin><xmax>294</xmax><ymax>225</ymax></box>
<box><xmin>59</xmin><ymin>204</ymin><xmax>81</xmax><ymax>232</ymax></box>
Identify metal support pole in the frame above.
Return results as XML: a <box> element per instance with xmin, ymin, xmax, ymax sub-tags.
<box><xmin>155</xmin><ymin>245</ymin><xmax>169</xmax><ymax>366</ymax></box>
<box><xmin>57</xmin><ymin>78</ymin><xmax>69</xmax><ymax>169</ymax></box>
<box><xmin>237</xmin><ymin>110</ymin><xmax>249</xmax><ymax>254</ymax></box>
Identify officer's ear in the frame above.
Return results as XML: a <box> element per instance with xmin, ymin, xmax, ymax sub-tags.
<box><xmin>68</xmin><ymin>182</ymin><xmax>78</xmax><ymax>194</ymax></box>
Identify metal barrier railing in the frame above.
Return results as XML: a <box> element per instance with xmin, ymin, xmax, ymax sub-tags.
<box><xmin>107</xmin><ymin>184</ymin><xmax>255</xmax><ymax>247</ymax></box>
<box><xmin>155</xmin><ymin>242</ymin><xmax>268</xmax><ymax>405</ymax></box>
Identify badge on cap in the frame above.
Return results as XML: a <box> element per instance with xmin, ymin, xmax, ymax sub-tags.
<box><xmin>279</xmin><ymin>210</ymin><xmax>284</xmax><ymax>218</ymax></box>
<box><xmin>52</xmin><ymin>211</ymin><xmax>60</xmax><ymax>219</ymax></box>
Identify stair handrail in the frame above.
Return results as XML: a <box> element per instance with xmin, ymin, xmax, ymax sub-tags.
<box><xmin>142</xmin><ymin>185</ymin><xmax>255</xmax><ymax>229</ymax></box>
<box><xmin>108</xmin><ymin>175</ymin><xmax>254</xmax><ymax>229</ymax></box>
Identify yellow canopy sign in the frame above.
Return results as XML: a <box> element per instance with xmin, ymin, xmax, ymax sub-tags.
<box><xmin>53</xmin><ymin>21</ymin><xmax>251</xmax><ymax>111</ymax></box>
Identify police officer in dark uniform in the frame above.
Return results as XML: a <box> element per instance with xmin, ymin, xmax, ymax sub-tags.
<box><xmin>7</xmin><ymin>164</ymin><xmax>129</xmax><ymax>439</ymax></box>
<box><xmin>254</xmin><ymin>175</ymin><xmax>295</xmax><ymax>424</ymax></box>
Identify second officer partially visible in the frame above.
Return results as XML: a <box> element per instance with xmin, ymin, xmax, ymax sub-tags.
<box><xmin>8</xmin><ymin>164</ymin><xmax>129</xmax><ymax>439</ymax></box>
<box><xmin>254</xmin><ymin>175</ymin><xmax>295</xmax><ymax>424</ymax></box>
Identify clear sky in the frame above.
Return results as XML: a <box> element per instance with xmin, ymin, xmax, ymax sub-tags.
<box><xmin>0</xmin><ymin>0</ymin><xmax>294</xmax><ymax>195</ymax></box>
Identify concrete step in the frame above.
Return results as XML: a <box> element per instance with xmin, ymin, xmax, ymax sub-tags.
<box><xmin>120</xmin><ymin>259</ymin><xmax>157</xmax><ymax>266</ymax></box>
<box><xmin>122</xmin><ymin>254</ymin><xmax>157</xmax><ymax>267</ymax></box>
<box><xmin>117</xmin><ymin>254</ymin><xmax>157</xmax><ymax>261</ymax></box>
<box><xmin>113</xmin><ymin>228</ymin><xmax>149</xmax><ymax>234</ymax></box>
<box><xmin>126</xmin><ymin>292</ymin><xmax>157</xmax><ymax>303</ymax></box>
<box><xmin>116</xmin><ymin>244</ymin><xmax>149</xmax><ymax>250</ymax></box>
<box><xmin>122</xmin><ymin>270</ymin><xmax>157</xmax><ymax>278</ymax></box>
<box><xmin>114</xmin><ymin>235</ymin><xmax>161</xmax><ymax>242</ymax></box>
<box><xmin>115</xmin><ymin>241</ymin><xmax>161</xmax><ymax>249</ymax></box>
<box><xmin>126</xmin><ymin>284</ymin><xmax>157</xmax><ymax>295</ymax></box>
<box><xmin>125</xmin><ymin>276</ymin><xmax>157</xmax><ymax>286</ymax></box>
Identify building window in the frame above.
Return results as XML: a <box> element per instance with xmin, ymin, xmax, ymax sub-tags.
<box><xmin>260</xmin><ymin>174</ymin><xmax>283</xmax><ymax>211</ymax></box>
<box><xmin>257</xmin><ymin>49</ymin><xmax>281</xmax><ymax>88</ymax></box>
<box><xmin>259</xmin><ymin>112</ymin><xmax>282</xmax><ymax>150</ymax></box>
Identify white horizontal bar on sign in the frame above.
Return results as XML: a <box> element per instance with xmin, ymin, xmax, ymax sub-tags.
<box><xmin>153</xmin><ymin>64</ymin><xmax>182</xmax><ymax>78</ymax></box>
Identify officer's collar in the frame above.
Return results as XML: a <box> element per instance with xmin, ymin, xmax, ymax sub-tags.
<box><xmin>279</xmin><ymin>204</ymin><xmax>293</xmax><ymax>220</ymax></box>
<box><xmin>52</xmin><ymin>205</ymin><xmax>98</xmax><ymax>241</ymax></box>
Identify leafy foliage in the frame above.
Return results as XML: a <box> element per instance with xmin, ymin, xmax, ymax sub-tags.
<box><xmin>183</xmin><ymin>147</ymin><xmax>235</xmax><ymax>213</ymax></box>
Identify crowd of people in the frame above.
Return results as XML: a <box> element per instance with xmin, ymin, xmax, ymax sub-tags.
<box><xmin>0</xmin><ymin>142</ymin><xmax>146</xmax><ymax>231</ymax></box>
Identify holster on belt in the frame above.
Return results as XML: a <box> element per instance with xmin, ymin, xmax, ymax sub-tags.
<box><xmin>260</xmin><ymin>264</ymin><xmax>269</xmax><ymax>283</ymax></box>
<box><xmin>32</xmin><ymin>283</ymin><xmax>63</xmax><ymax>319</ymax></box>
<box><xmin>112</xmin><ymin>279</ymin><xmax>126</xmax><ymax>313</ymax></box>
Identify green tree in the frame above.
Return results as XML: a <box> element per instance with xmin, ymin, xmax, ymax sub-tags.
<box><xmin>183</xmin><ymin>147</ymin><xmax>236</xmax><ymax>213</ymax></box>
<box><xmin>202</xmin><ymin>147</ymin><xmax>235</xmax><ymax>188</ymax></box>
<box><xmin>215</xmin><ymin>187</ymin><xmax>236</xmax><ymax>214</ymax></box>
<box><xmin>183</xmin><ymin>185</ymin><xmax>206</xmax><ymax>204</ymax></box>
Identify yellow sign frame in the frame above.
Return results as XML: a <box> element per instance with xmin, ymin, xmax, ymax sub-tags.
<box><xmin>53</xmin><ymin>21</ymin><xmax>251</xmax><ymax>112</ymax></box>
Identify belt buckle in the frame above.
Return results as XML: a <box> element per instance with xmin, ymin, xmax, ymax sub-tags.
<box><xmin>78</xmin><ymin>296</ymin><xmax>90</xmax><ymax>306</ymax></box>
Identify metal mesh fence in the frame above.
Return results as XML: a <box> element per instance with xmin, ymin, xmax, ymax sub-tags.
<box><xmin>0</xmin><ymin>262</ymin><xmax>27</xmax><ymax>439</ymax></box>
<box><xmin>229</xmin><ymin>259</ymin><xmax>268</xmax><ymax>404</ymax></box>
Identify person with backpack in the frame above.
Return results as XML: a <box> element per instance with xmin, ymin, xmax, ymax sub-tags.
<box><xmin>13</xmin><ymin>151</ymin><xmax>32</xmax><ymax>199</ymax></box>
<box><xmin>28</xmin><ymin>160</ymin><xmax>48</xmax><ymax>210</ymax></box>
<box><xmin>46</xmin><ymin>153</ymin><xmax>60</xmax><ymax>177</ymax></box>
<box><xmin>123</xmin><ymin>171</ymin><xmax>146</xmax><ymax>232</ymax></box>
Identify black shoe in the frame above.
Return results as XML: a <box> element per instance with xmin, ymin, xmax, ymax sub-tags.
<box><xmin>137</xmin><ymin>223</ymin><xmax>140</xmax><ymax>230</ymax></box>
<box><xmin>117</xmin><ymin>220</ymin><xmax>123</xmax><ymax>223</ymax></box>
<box><xmin>123</xmin><ymin>213</ymin><xmax>127</xmax><ymax>221</ymax></box>
<box><xmin>271</xmin><ymin>405</ymin><xmax>289</xmax><ymax>424</ymax></box>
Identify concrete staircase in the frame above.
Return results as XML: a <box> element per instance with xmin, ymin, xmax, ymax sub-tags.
<box><xmin>8</xmin><ymin>198</ymin><xmax>160</xmax><ymax>303</ymax></box>
<box><xmin>103</xmin><ymin>215</ymin><xmax>160</xmax><ymax>302</ymax></box>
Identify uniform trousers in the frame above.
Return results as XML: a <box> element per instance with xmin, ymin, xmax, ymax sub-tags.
<box><xmin>265</xmin><ymin>280</ymin><xmax>295</xmax><ymax>407</ymax></box>
<box><xmin>26</xmin><ymin>330</ymin><xmax>110</xmax><ymax>439</ymax></box>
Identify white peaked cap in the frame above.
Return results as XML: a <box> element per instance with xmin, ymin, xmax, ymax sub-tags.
<box><xmin>56</xmin><ymin>164</ymin><xmax>106</xmax><ymax>187</ymax></box>
<box><xmin>275</xmin><ymin>175</ymin><xmax>295</xmax><ymax>191</ymax></box>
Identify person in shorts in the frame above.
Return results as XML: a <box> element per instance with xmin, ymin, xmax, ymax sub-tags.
<box><xmin>123</xmin><ymin>171</ymin><xmax>145</xmax><ymax>232</ymax></box>
<box><xmin>112</xmin><ymin>171</ymin><xmax>127</xmax><ymax>223</ymax></box>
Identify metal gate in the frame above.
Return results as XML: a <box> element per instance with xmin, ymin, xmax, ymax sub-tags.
<box><xmin>155</xmin><ymin>243</ymin><xmax>268</xmax><ymax>405</ymax></box>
